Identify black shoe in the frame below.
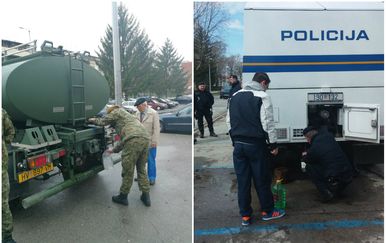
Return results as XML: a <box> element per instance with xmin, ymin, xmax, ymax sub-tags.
<box><xmin>112</xmin><ymin>193</ymin><xmax>128</xmax><ymax>206</ymax></box>
<box><xmin>210</xmin><ymin>132</ymin><xmax>218</xmax><ymax>137</ymax></box>
<box><xmin>3</xmin><ymin>235</ymin><xmax>16</xmax><ymax>243</ymax></box>
<box><xmin>200</xmin><ymin>134</ymin><xmax>204</xmax><ymax>138</ymax></box>
<box><xmin>140</xmin><ymin>192</ymin><xmax>151</xmax><ymax>207</ymax></box>
<box><xmin>149</xmin><ymin>180</ymin><xmax>155</xmax><ymax>185</ymax></box>
<box><xmin>134</xmin><ymin>178</ymin><xmax>138</xmax><ymax>181</ymax></box>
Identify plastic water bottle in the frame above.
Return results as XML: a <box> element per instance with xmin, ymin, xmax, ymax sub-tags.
<box><xmin>102</xmin><ymin>150</ymin><xmax>114</xmax><ymax>170</ymax></box>
<box><xmin>272</xmin><ymin>179</ymin><xmax>286</xmax><ymax>210</ymax></box>
<box><xmin>301</xmin><ymin>161</ymin><xmax>307</xmax><ymax>172</ymax></box>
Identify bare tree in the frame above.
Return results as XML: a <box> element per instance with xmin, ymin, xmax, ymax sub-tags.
<box><xmin>225</xmin><ymin>55</ymin><xmax>243</xmax><ymax>79</ymax></box>
<box><xmin>194</xmin><ymin>2</ymin><xmax>229</xmax><ymax>41</ymax></box>
<box><xmin>194</xmin><ymin>2</ymin><xmax>229</xmax><ymax>90</ymax></box>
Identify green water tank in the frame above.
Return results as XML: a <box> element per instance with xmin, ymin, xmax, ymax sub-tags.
<box><xmin>2</xmin><ymin>52</ymin><xmax>110</xmax><ymax>124</ymax></box>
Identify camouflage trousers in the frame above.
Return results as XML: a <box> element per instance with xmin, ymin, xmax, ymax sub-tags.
<box><xmin>2</xmin><ymin>145</ymin><xmax>13</xmax><ymax>240</ymax></box>
<box><xmin>120</xmin><ymin>137</ymin><xmax>150</xmax><ymax>194</ymax></box>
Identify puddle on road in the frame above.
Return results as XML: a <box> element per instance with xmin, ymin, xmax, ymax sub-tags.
<box><xmin>230</xmin><ymin>178</ymin><xmax>237</xmax><ymax>193</ymax></box>
<box><xmin>194</xmin><ymin>156</ymin><xmax>220</xmax><ymax>170</ymax></box>
<box><xmin>194</xmin><ymin>166</ymin><xmax>238</xmax><ymax>195</ymax></box>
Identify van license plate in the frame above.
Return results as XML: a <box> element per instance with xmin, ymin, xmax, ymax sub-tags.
<box><xmin>17</xmin><ymin>163</ymin><xmax>54</xmax><ymax>183</ymax></box>
<box><xmin>308</xmin><ymin>92</ymin><xmax>343</xmax><ymax>103</ymax></box>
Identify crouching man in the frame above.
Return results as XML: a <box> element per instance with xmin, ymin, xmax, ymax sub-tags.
<box><xmin>302</xmin><ymin>126</ymin><xmax>354</xmax><ymax>202</ymax></box>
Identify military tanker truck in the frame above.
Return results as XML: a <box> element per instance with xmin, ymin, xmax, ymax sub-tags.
<box><xmin>2</xmin><ymin>41</ymin><xmax>111</xmax><ymax>209</ymax></box>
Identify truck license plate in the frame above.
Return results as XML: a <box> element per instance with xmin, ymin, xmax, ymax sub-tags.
<box><xmin>308</xmin><ymin>92</ymin><xmax>343</xmax><ymax>103</ymax></box>
<box><xmin>17</xmin><ymin>163</ymin><xmax>54</xmax><ymax>183</ymax></box>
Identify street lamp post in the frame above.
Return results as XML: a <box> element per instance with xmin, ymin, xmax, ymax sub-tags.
<box><xmin>208</xmin><ymin>58</ymin><xmax>212</xmax><ymax>92</ymax></box>
<box><xmin>19</xmin><ymin>27</ymin><xmax>31</xmax><ymax>42</ymax></box>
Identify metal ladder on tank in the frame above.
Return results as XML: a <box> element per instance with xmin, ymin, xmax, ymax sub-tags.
<box><xmin>68</xmin><ymin>53</ymin><xmax>86</xmax><ymax>126</ymax></box>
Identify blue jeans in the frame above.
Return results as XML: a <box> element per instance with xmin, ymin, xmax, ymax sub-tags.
<box><xmin>233</xmin><ymin>141</ymin><xmax>274</xmax><ymax>217</ymax></box>
<box><xmin>148</xmin><ymin>147</ymin><xmax>157</xmax><ymax>181</ymax></box>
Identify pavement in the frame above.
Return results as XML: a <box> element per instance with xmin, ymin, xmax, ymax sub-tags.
<box><xmin>194</xmin><ymin>97</ymin><xmax>384</xmax><ymax>243</ymax></box>
<box><xmin>12</xmin><ymin>133</ymin><xmax>192</xmax><ymax>243</ymax></box>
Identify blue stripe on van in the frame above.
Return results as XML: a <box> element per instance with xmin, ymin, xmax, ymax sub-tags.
<box><xmin>243</xmin><ymin>54</ymin><xmax>384</xmax><ymax>72</ymax></box>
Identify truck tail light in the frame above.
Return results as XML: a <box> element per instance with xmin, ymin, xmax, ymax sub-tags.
<box><xmin>59</xmin><ymin>149</ymin><xmax>66</xmax><ymax>157</ymax></box>
<box><xmin>28</xmin><ymin>154</ymin><xmax>47</xmax><ymax>169</ymax></box>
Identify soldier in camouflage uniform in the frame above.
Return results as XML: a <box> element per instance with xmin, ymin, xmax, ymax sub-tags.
<box><xmin>2</xmin><ymin>109</ymin><xmax>16</xmax><ymax>243</ymax></box>
<box><xmin>88</xmin><ymin>106</ymin><xmax>151</xmax><ymax>206</ymax></box>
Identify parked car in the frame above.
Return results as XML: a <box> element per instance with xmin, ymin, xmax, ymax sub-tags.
<box><xmin>165</xmin><ymin>98</ymin><xmax>179</xmax><ymax>107</ymax></box>
<box><xmin>122</xmin><ymin>100</ymin><xmax>137</xmax><ymax>114</ymax></box>
<box><xmin>151</xmin><ymin>97</ymin><xmax>170</xmax><ymax>108</ymax></box>
<box><xmin>152</xmin><ymin>97</ymin><xmax>177</xmax><ymax>108</ymax></box>
<box><xmin>147</xmin><ymin>99</ymin><xmax>166</xmax><ymax>110</ymax></box>
<box><xmin>159</xmin><ymin>105</ymin><xmax>192</xmax><ymax>134</ymax></box>
<box><xmin>220</xmin><ymin>82</ymin><xmax>232</xmax><ymax>99</ymax></box>
<box><xmin>173</xmin><ymin>95</ymin><xmax>192</xmax><ymax>104</ymax></box>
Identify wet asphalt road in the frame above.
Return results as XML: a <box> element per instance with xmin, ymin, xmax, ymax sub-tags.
<box><xmin>12</xmin><ymin>132</ymin><xmax>192</xmax><ymax>243</ymax></box>
<box><xmin>194</xmin><ymin>97</ymin><xmax>384</xmax><ymax>243</ymax></box>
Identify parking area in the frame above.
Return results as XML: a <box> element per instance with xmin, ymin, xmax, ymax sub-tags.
<box><xmin>194</xmin><ymin>97</ymin><xmax>384</xmax><ymax>243</ymax></box>
<box><xmin>12</xmin><ymin>133</ymin><xmax>192</xmax><ymax>243</ymax></box>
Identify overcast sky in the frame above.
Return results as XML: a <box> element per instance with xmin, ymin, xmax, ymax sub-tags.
<box><xmin>0</xmin><ymin>0</ymin><xmax>193</xmax><ymax>61</ymax></box>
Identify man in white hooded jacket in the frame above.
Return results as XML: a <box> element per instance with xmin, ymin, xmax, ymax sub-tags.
<box><xmin>226</xmin><ymin>72</ymin><xmax>284</xmax><ymax>226</ymax></box>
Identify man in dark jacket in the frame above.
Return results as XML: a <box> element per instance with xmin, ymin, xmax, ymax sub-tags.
<box><xmin>229</xmin><ymin>75</ymin><xmax>242</xmax><ymax>98</ymax></box>
<box><xmin>302</xmin><ymin>126</ymin><xmax>354</xmax><ymax>202</ymax></box>
<box><xmin>194</xmin><ymin>82</ymin><xmax>217</xmax><ymax>138</ymax></box>
<box><xmin>226</xmin><ymin>72</ymin><xmax>284</xmax><ymax>226</ymax></box>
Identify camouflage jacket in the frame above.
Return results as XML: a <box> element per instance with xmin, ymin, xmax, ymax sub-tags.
<box><xmin>2</xmin><ymin>109</ymin><xmax>15</xmax><ymax>144</ymax></box>
<box><xmin>92</xmin><ymin>108</ymin><xmax>149</xmax><ymax>152</ymax></box>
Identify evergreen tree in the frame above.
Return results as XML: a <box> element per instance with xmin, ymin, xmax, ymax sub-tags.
<box><xmin>155</xmin><ymin>39</ymin><xmax>187</xmax><ymax>97</ymax></box>
<box><xmin>96</xmin><ymin>3</ymin><xmax>156</xmax><ymax>98</ymax></box>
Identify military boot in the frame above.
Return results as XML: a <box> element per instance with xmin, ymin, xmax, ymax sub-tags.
<box><xmin>3</xmin><ymin>234</ymin><xmax>16</xmax><ymax>243</ymax></box>
<box><xmin>140</xmin><ymin>192</ymin><xmax>151</xmax><ymax>207</ymax></box>
<box><xmin>112</xmin><ymin>193</ymin><xmax>128</xmax><ymax>206</ymax></box>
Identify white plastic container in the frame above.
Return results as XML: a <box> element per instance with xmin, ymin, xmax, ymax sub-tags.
<box><xmin>102</xmin><ymin>150</ymin><xmax>114</xmax><ymax>170</ymax></box>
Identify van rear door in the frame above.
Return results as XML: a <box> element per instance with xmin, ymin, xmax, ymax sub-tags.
<box><xmin>343</xmin><ymin>103</ymin><xmax>380</xmax><ymax>143</ymax></box>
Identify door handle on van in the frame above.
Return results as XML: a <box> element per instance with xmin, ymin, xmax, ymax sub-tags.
<box><xmin>371</xmin><ymin>120</ymin><xmax>377</xmax><ymax>128</ymax></box>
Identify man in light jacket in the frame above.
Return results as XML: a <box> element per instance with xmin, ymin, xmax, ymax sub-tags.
<box><xmin>135</xmin><ymin>98</ymin><xmax>160</xmax><ymax>185</ymax></box>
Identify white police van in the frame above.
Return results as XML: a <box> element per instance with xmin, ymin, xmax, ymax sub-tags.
<box><xmin>243</xmin><ymin>2</ymin><xmax>384</xmax><ymax>164</ymax></box>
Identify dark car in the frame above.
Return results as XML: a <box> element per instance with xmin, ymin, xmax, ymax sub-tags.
<box><xmin>159</xmin><ymin>105</ymin><xmax>192</xmax><ymax>134</ymax></box>
<box><xmin>173</xmin><ymin>95</ymin><xmax>192</xmax><ymax>104</ymax></box>
<box><xmin>220</xmin><ymin>83</ymin><xmax>232</xmax><ymax>99</ymax></box>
